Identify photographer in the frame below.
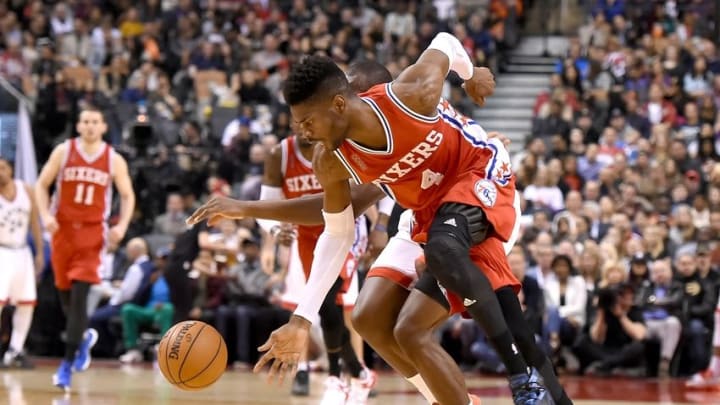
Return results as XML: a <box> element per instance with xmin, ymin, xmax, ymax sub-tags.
<box><xmin>635</xmin><ymin>259</ymin><xmax>683</xmax><ymax>377</ymax></box>
<box><xmin>574</xmin><ymin>281</ymin><xmax>647</xmax><ymax>376</ymax></box>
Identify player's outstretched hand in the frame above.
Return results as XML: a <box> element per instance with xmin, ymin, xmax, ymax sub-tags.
<box><xmin>487</xmin><ymin>131</ymin><xmax>511</xmax><ymax>148</ymax></box>
<box><xmin>186</xmin><ymin>196</ymin><xmax>246</xmax><ymax>227</ymax></box>
<box><xmin>462</xmin><ymin>67</ymin><xmax>495</xmax><ymax>107</ymax></box>
<box><xmin>254</xmin><ymin>315</ymin><xmax>310</xmax><ymax>385</ymax></box>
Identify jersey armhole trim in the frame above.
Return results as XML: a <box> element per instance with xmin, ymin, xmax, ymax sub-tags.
<box><xmin>333</xmin><ymin>150</ymin><xmax>363</xmax><ymax>185</ymax></box>
<box><xmin>386</xmin><ymin>83</ymin><xmax>440</xmax><ymax>124</ymax></box>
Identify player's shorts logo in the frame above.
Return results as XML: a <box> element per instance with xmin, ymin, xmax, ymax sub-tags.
<box><xmin>474</xmin><ymin>179</ymin><xmax>497</xmax><ymax>207</ymax></box>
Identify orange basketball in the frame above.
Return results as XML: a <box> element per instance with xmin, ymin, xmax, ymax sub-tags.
<box><xmin>157</xmin><ymin>320</ymin><xmax>228</xmax><ymax>391</ymax></box>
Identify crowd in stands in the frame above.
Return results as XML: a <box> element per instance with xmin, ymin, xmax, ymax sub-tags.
<box><xmin>1</xmin><ymin>0</ymin><xmax>719</xmax><ymax>382</ymax></box>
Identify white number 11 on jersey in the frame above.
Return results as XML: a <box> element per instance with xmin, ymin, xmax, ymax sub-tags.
<box><xmin>74</xmin><ymin>183</ymin><xmax>95</xmax><ymax>205</ymax></box>
<box><xmin>421</xmin><ymin>169</ymin><xmax>444</xmax><ymax>190</ymax></box>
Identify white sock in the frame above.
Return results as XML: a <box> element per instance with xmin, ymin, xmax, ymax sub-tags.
<box><xmin>407</xmin><ymin>374</ymin><xmax>438</xmax><ymax>403</ymax></box>
<box><xmin>710</xmin><ymin>355</ymin><xmax>720</xmax><ymax>376</ymax></box>
<box><xmin>9</xmin><ymin>305</ymin><xmax>33</xmax><ymax>353</ymax></box>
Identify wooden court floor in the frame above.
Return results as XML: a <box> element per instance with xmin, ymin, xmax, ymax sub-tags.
<box><xmin>2</xmin><ymin>360</ymin><xmax>719</xmax><ymax>405</ymax></box>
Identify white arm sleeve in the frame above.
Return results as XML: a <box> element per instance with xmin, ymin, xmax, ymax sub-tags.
<box><xmin>256</xmin><ymin>185</ymin><xmax>285</xmax><ymax>234</ymax></box>
<box><xmin>377</xmin><ymin>196</ymin><xmax>395</xmax><ymax>217</ymax></box>
<box><xmin>294</xmin><ymin>204</ymin><xmax>356</xmax><ymax>322</ymax></box>
<box><xmin>427</xmin><ymin>32</ymin><xmax>474</xmax><ymax>80</ymax></box>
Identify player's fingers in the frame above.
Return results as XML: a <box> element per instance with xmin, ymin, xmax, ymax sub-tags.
<box><xmin>207</xmin><ymin>214</ymin><xmax>224</xmax><ymax>227</ymax></box>
<box><xmin>257</xmin><ymin>335</ymin><xmax>275</xmax><ymax>352</ymax></box>
<box><xmin>267</xmin><ymin>357</ymin><xmax>283</xmax><ymax>384</ymax></box>
<box><xmin>253</xmin><ymin>350</ymin><xmax>274</xmax><ymax>374</ymax></box>
<box><xmin>186</xmin><ymin>207</ymin><xmax>206</xmax><ymax>225</ymax></box>
<box><xmin>277</xmin><ymin>361</ymin><xmax>290</xmax><ymax>385</ymax></box>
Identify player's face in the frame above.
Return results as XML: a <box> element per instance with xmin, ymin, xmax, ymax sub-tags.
<box><xmin>0</xmin><ymin>160</ymin><xmax>11</xmax><ymax>186</ymax></box>
<box><xmin>291</xmin><ymin>95</ymin><xmax>348</xmax><ymax>151</ymax></box>
<box><xmin>76</xmin><ymin>111</ymin><xmax>107</xmax><ymax>143</ymax></box>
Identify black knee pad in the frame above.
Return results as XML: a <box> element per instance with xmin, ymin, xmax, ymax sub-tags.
<box><xmin>434</xmin><ymin>202</ymin><xmax>490</xmax><ymax>245</ymax></box>
<box><xmin>413</xmin><ymin>271</ymin><xmax>450</xmax><ymax>311</ymax></box>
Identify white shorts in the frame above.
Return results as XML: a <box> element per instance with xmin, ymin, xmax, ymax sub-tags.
<box><xmin>0</xmin><ymin>246</ymin><xmax>37</xmax><ymax>305</ymax></box>
<box><xmin>280</xmin><ymin>241</ymin><xmax>360</xmax><ymax>311</ymax></box>
<box><xmin>366</xmin><ymin>194</ymin><xmax>521</xmax><ymax>289</ymax></box>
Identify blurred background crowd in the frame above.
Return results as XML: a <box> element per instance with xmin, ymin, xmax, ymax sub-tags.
<box><xmin>0</xmin><ymin>0</ymin><xmax>719</xmax><ymax>382</ymax></box>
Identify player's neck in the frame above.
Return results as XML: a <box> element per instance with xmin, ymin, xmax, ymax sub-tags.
<box><xmin>77</xmin><ymin>137</ymin><xmax>103</xmax><ymax>154</ymax></box>
<box><xmin>0</xmin><ymin>180</ymin><xmax>16</xmax><ymax>200</ymax></box>
<box><xmin>346</xmin><ymin>98</ymin><xmax>387</xmax><ymax>150</ymax></box>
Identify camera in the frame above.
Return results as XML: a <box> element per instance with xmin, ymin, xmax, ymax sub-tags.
<box><xmin>597</xmin><ymin>286</ymin><xmax>620</xmax><ymax>313</ymax></box>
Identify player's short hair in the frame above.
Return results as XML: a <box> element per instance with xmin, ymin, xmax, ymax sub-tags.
<box><xmin>282</xmin><ymin>55</ymin><xmax>349</xmax><ymax>106</ymax></box>
<box><xmin>79</xmin><ymin>105</ymin><xmax>105</xmax><ymax>120</ymax></box>
<box><xmin>346</xmin><ymin>60</ymin><xmax>393</xmax><ymax>93</ymax></box>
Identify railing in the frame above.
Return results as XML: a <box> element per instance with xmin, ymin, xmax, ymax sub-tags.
<box><xmin>0</xmin><ymin>74</ymin><xmax>33</xmax><ymax>114</ymax></box>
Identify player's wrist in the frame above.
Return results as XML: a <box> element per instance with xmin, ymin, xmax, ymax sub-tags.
<box><xmin>289</xmin><ymin>314</ymin><xmax>312</xmax><ymax>329</ymax></box>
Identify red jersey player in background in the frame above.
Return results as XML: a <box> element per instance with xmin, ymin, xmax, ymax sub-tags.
<box><xmin>258</xmin><ymin>132</ymin><xmax>375</xmax><ymax>404</ymax></box>
<box><xmin>252</xmin><ymin>33</ymin><xmax>556</xmax><ymax>405</ymax></box>
<box><xmin>35</xmin><ymin>106</ymin><xmax>135</xmax><ymax>392</ymax></box>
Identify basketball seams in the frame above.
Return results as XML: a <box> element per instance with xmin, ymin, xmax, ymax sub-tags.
<box><xmin>161</xmin><ymin>326</ymin><xmax>180</xmax><ymax>385</ymax></box>
<box><xmin>177</xmin><ymin>323</ymin><xmax>207</xmax><ymax>382</ymax></box>
<box><xmin>179</xmin><ymin>334</ymin><xmax>226</xmax><ymax>387</ymax></box>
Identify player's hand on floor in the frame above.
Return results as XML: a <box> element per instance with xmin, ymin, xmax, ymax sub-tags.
<box><xmin>254</xmin><ymin>315</ymin><xmax>310</xmax><ymax>385</ymax></box>
<box><xmin>462</xmin><ymin>67</ymin><xmax>495</xmax><ymax>107</ymax></box>
<box><xmin>186</xmin><ymin>196</ymin><xmax>246</xmax><ymax>227</ymax></box>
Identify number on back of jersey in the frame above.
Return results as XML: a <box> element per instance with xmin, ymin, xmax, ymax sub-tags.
<box><xmin>421</xmin><ymin>169</ymin><xmax>444</xmax><ymax>190</ymax></box>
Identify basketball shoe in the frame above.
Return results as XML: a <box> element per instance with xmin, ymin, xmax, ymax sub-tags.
<box><xmin>291</xmin><ymin>369</ymin><xmax>310</xmax><ymax>396</ymax></box>
<box><xmin>72</xmin><ymin>328</ymin><xmax>98</xmax><ymax>372</ymax></box>
<box><xmin>347</xmin><ymin>367</ymin><xmax>377</xmax><ymax>405</ymax></box>
<box><xmin>686</xmin><ymin>369</ymin><xmax>720</xmax><ymax>389</ymax></box>
<box><xmin>2</xmin><ymin>348</ymin><xmax>34</xmax><ymax>369</ymax></box>
<box><xmin>52</xmin><ymin>360</ymin><xmax>72</xmax><ymax>392</ymax></box>
<box><xmin>509</xmin><ymin>368</ymin><xmax>553</xmax><ymax>405</ymax></box>
<box><xmin>320</xmin><ymin>376</ymin><xmax>348</xmax><ymax>405</ymax></box>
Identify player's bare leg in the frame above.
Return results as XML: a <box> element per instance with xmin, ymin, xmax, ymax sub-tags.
<box><xmin>344</xmin><ymin>308</ymin><xmax>364</xmax><ymax>364</ymax></box>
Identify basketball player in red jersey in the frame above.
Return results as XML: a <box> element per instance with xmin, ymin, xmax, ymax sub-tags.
<box><xmin>189</xmin><ymin>59</ymin><xmax>570</xmax><ymax>405</ymax></box>
<box><xmin>248</xmin><ymin>34</ymin><xmax>556</xmax><ymax>405</ymax></box>
<box><xmin>35</xmin><ymin>106</ymin><xmax>135</xmax><ymax>392</ymax></box>
<box><xmin>258</xmin><ymin>132</ymin><xmax>375</xmax><ymax>403</ymax></box>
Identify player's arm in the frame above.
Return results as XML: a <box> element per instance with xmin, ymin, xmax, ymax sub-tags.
<box><xmin>291</xmin><ymin>144</ymin><xmax>355</xmax><ymax>326</ymax></box>
<box><xmin>25</xmin><ymin>183</ymin><xmax>44</xmax><ymax>273</ymax></box>
<box><xmin>111</xmin><ymin>152</ymin><xmax>136</xmax><ymax>240</ymax></box>
<box><xmin>256</xmin><ymin>144</ymin><xmax>285</xmax><ymax>237</ymax></box>
<box><xmin>35</xmin><ymin>143</ymin><xmax>67</xmax><ymax>231</ymax></box>
<box><xmin>186</xmin><ymin>183</ymin><xmax>385</xmax><ymax>226</ymax></box>
<box><xmin>391</xmin><ymin>32</ymin><xmax>493</xmax><ymax>115</ymax></box>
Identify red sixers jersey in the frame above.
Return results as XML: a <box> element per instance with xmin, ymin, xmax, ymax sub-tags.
<box><xmin>335</xmin><ymin>83</ymin><xmax>516</xmax><ymax>242</ymax></box>
<box><xmin>54</xmin><ymin>138</ymin><xmax>113</xmax><ymax>223</ymax></box>
<box><xmin>280</xmin><ymin>136</ymin><xmax>325</xmax><ymax>275</ymax></box>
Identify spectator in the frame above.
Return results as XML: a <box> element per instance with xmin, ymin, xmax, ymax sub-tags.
<box><xmin>544</xmin><ymin>255</ymin><xmax>587</xmax><ymax>355</ymax></box>
<box><xmin>635</xmin><ymin>259</ymin><xmax>683</xmax><ymax>377</ymax></box>
<box><xmin>676</xmin><ymin>251</ymin><xmax>717</xmax><ymax>375</ymax></box>
<box><xmin>153</xmin><ymin>193</ymin><xmax>188</xmax><ymax>238</ymax></box>
<box><xmin>118</xmin><ymin>258</ymin><xmax>173</xmax><ymax>364</ymax></box>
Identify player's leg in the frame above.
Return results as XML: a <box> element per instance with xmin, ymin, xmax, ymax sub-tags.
<box><xmin>342</xmin><ymin>271</ymin><xmax>364</xmax><ymax>363</ymax></box>
<box><xmin>50</xmin><ymin>230</ymin><xmax>75</xmax><ymax>391</ymax></box>
<box><xmin>423</xmin><ymin>203</ymin><xmax>549</xmax><ymax>404</ymax></box>
<box><xmin>3</xmin><ymin>247</ymin><xmax>36</xmax><ymax>369</ymax></box>
<box><xmin>497</xmin><ymin>287</ymin><xmax>572</xmax><ymax>405</ymax></box>
<box><xmin>394</xmin><ymin>274</ymin><xmax>471</xmax><ymax>405</ymax></box>
<box><xmin>687</xmin><ymin>294</ymin><xmax>720</xmax><ymax>388</ymax></box>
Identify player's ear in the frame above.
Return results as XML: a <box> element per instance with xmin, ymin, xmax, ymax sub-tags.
<box><xmin>332</xmin><ymin>94</ymin><xmax>346</xmax><ymax>114</ymax></box>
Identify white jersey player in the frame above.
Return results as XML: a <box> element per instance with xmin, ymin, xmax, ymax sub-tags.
<box><xmin>0</xmin><ymin>157</ymin><xmax>44</xmax><ymax>369</ymax></box>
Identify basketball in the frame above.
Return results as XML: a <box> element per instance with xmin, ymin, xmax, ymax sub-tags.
<box><xmin>157</xmin><ymin>321</ymin><xmax>228</xmax><ymax>391</ymax></box>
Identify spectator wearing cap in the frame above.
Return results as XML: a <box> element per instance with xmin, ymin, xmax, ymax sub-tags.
<box><xmin>675</xmin><ymin>251</ymin><xmax>717</xmax><ymax>375</ymax></box>
<box><xmin>628</xmin><ymin>254</ymin><xmax>650</xmax><ymax>291</ymax></box>
<box><xmin>634</xmin><ymin>259</ymin><xmax>683</xmax><ymax>377</ymax></box>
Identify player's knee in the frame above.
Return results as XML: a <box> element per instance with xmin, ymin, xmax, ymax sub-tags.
<box><xmin>424</xmin><ymin>234</ymin><xmax>470</xmax><ymax>293</ymax></box>
<box><xmin>393</xmin><ymin>313</ymin><xmax>430</xmax><ymax>351</ymax></box>
<box><xmin>351</xmin><ymin>299</ymin><xmax>373</xmax><ymax>337</ymax></box>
